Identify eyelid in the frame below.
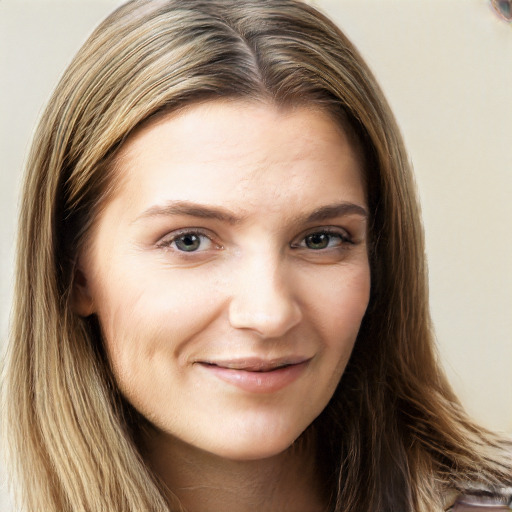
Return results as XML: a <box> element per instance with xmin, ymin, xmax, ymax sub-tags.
<box><xmin>156</xmin><ymin>228</ymin><xmax>222</xmax><ymax>250</ymax></box>
<box><xmin>291</xmin><ymin>226</ymin><xmax>354</xmax><ymax>248</ymax></box>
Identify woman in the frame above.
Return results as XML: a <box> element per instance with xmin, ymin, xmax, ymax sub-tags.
<box><xmin>3</xmin><ymin>0</ymin><xmax>511</xmax><ymax>511</ymax></box>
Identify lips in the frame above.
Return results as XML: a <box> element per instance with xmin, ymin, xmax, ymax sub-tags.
<box><xmin>195</xmin><ymin>357</ymin><xmax>311</xmax><ymax>393</ymax></box>
<box><xmin>199</xmin><ymin>357</ymin><xmax>308</xmax><ymax>372</ymax></box>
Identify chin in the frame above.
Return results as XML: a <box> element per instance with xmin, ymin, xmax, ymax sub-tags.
<box><xmin>206</xmin><ymin>424</ymin><xmax>312</xmax><ymax>462</ymax></box>
<box><xmin>213</xmin><ymin>441</ymin><xmax>298</xmax><ymax>462</ymax></box>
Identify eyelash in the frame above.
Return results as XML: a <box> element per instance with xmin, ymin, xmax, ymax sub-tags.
<box><xmin>292</xmin><ymin>228</ymin><xmax>354</xmax><ymax>251</ymax></box>
<box><xmin>156</xmin><ymin>227</ymin><xmax>353</xmax><ymax>254</ymax></box>
<box><xmin>156</xmin><ymin>229</ymin><xmax>221</xmax><ymax>253</ymax></box>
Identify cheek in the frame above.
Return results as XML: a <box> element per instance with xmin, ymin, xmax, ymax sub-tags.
<box><xmin>300</xmin><ymin>262</ymin><xmax>371</xmax><ymax>345</ymax></box>
<box><xmin>89</xmin><ymin>260</ymin><xmax>226</xmax><ymax>383</ymax></box>
<box><xmin>295</xmin><ymin>262</ymin><xmax>370</xmax><ymax>391</ymax></box>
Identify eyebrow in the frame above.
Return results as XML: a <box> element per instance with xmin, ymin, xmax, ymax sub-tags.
<box><xmin>303</xmin><ymin>203</ymin><xmax>368</xmax><ymax>223</ymax></box>
<box><xmin>133</xmin><ymin>201</ymin><xmax>242</xmax><ymax>224</ymax></box>
<box><xmin>132</xmin><ymin>200</ymin><xmax>368</xmax><ymax>225</ymax></box>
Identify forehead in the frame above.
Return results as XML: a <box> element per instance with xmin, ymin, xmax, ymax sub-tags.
<box><xmin>108</xmin><ymin>100</ymin><xmax>366</xmax><ymax>219</ymax></box>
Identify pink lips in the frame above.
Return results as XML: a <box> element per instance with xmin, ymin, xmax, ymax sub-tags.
<box><xmin>196</xmin><ymin>357</ymin><xmax>311</xmax><ymax>394</ymax></box>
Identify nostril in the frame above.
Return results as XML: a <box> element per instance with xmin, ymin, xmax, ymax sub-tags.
<box><xmin>228</xmin><ymin>298</ymin><xmax>302</xmax><ymax>338</ymax></box>
<box><xmin>227</xmin><ymin>262</ymin><xmax>302</xmax><ymax>337</ymax></box>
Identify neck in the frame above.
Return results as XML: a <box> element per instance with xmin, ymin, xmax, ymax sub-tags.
<box><xmin>140</xmin><ymin>426</ymin><xmax>330</xmax><ymax>512</ymax></box>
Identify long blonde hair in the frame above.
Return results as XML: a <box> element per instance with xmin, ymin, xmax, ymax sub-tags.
<box><xmin>4</xmin><ymin>1</ymin><xmax>511</xmax><ymax>511</ymax></box>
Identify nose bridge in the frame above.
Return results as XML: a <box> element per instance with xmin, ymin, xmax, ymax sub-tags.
<box><xmin>228</xmin><ymin>248</ymin><xmax>302</xmax><ymax>337</ymax></box>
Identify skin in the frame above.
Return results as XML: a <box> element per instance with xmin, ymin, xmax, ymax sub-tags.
<box><xmin>75</xmin><ymin>100</ymin><xmax>371</xmax><ymax>512</ymax></box>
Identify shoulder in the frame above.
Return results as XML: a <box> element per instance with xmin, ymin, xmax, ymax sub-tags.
<box><xmin>446</xmin><ymin>489</ymin><xmax>512</xmax><ymax>511</ymax></box>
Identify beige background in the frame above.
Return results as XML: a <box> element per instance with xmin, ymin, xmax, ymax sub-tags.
<box><xmin>1</xmin><ymin>0</ymin><xmax>511</xmax><ymax>509</ymax></box>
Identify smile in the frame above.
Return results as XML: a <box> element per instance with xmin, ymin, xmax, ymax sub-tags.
<box><xmin>195</xmin><ymin>357</ymin><xmax>312</xmax><ymax>394</ymax></box>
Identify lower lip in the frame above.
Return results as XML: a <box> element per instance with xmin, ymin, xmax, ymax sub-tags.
<box><xmin>197</xmin><ymin>361</ymin><xmax>310</xmax><ymax>394</ymax></box>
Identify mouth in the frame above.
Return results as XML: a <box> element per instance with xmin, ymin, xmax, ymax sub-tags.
<box><xmin>195</xmin><ymin>357</ymin><xmax>312</xmax><ymax>393</ymax></box>
<box><xmin>197</xmin><ymin>357</ymin><xmax>310</xmax><ymax>372</ymax></box>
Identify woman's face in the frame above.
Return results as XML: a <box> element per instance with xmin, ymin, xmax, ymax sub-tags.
<box><xmin>76</xmin><ymin>100</ymin><xmax>370</xmax><ymax>461</ymax></box>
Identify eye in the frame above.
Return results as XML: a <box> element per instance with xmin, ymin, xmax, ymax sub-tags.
<box><xmin>293</xmin><ymin>229</ymin><xmax>353</xmax><ymax>251</ymax></box>
<box><xmin>174</xmin><ymin>233</ymin><xmax>203</xmax><ymax>252</ymax></box>
<box><xmin>305</xmin><ymin>232</ymin><xmax>338</xmax><ymax>250</ymax></box>
<box><xmin>157</xmin><ymin>230</ymin><xmax>218</xmax><ymax>253</ymax></box>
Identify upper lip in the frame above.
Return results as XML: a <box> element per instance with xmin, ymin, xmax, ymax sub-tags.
<box><xmin>196</xmin><ymin>356</ymin><xmax>311</xmax><ymax>372</ymax></box>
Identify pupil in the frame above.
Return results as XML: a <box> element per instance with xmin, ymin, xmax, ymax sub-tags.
<box><xmin>176</xmin><ymin>234</ymin><xmax>200</xmax><ymax>251</ymax></box>
<box><xmin>306</xmin><ymin>233</ymin><xmax>329</xmax><ymax>249</ymax></box>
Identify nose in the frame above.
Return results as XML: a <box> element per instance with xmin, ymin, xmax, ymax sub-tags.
<box><xmin>228</xmin><ymin>253</ymin><xmax>302</xmax><ymax>338</ymax></box>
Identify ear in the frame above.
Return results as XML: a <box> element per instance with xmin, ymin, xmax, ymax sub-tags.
<box><xmin>71</xmin><ymin>263</ymin><xmax>95</xmax><ymax>317</ymax></box>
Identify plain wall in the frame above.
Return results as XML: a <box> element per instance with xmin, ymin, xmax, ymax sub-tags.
<box><xmin>1</xmin><ymin>1</ymin><xmax>511</xmax><ymax>509</ymax></box>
